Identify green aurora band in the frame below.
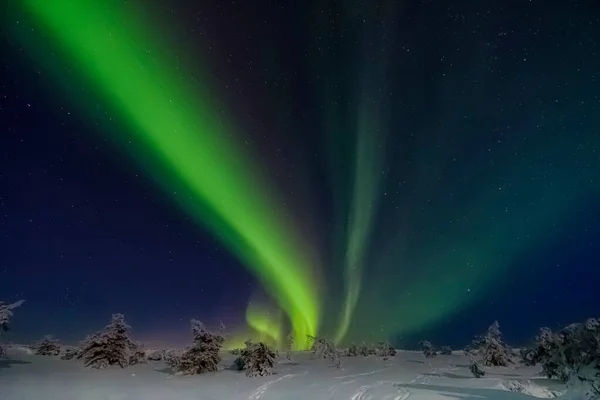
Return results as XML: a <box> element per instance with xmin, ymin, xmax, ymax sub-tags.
<box><xmin>16</xmin><ymin>0</ymin><xmax>320</xmax><ymax>348</ymax></box>
<box><xmin>12</xmin><ymin>0</ymin><xmax>599</xmax><ymax>348</ymax></box>
<box><xmin>314</xmin><ymin>1</ymin><xmax>395</xmax><ymax>344</ymax></box>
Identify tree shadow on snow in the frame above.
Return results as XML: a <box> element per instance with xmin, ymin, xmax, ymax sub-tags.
<box><xmin>404</xmin><ymin>359</ymin><xmax>425</xmax><ymax>364</ymax></box>
<box><xmin>395</xmin><ymin>383</ymin><xmax>538</xmax><ymax>399</ymax></box>
<box><xmin>154</xmin><ymin>366</ymin><xmax>173</xmax><ymax>375</ymax></box>
<box><xmin>0</xmin><ymin>359</ymin><xmax>32</xmax><ymax>369</ymax></box>
<box><xmin>422</xmin><ymin>372</ymin><xmax>472</xmax><ymax>380</ymax></box>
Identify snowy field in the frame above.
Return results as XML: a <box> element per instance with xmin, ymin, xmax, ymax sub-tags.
<box><xmin>0</xmin><ymin>346</ymin><xmax>565</xmax><ymax>400</ymax></box>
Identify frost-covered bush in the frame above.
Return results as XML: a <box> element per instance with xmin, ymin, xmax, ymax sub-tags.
<box><xmin>166</xmin><ymin>319</ymin><xmax>224</xmax><ymax>375</ymax></box>
<box><xmin>78</xmin><ymin>313</ymin><xmax>136</xmax><ymax>369</ymax></box>
<box><xmin>34</xmin><ymin>336</ymin><xmax>61</xmax><ymax>356</ymax></box>
<box><xmin>468</xmin><ymin>321</ymin><xmax>512</xmax><ymax>367</ymax></box>
<box><xmin>470</xmin><ymin>361</ymin><xmax>486</xmax><ymax>378</ymax></box>
<box><xmin>229</xmin><ymin>348</ymin><xmax>242</xmax><ymax>356</ymax></box>
<box><xmin>522</xmin><ymin>318</ymin><xmax>600</xmax><ymax>400</ymax></box>
<box><xmin>307</xmin><ymin>335</ymin><xmax>342</xmax><ymax>368</ymax></box>
<box><xmin>440</xmin><ymin>346</ymin><xmax>452</xmax><ymax>355</ymax></box>
<box><xmin>235</xmin><ymin>340</ymin><xmax>277</xmax><ymax>377</ymax></box>
<box><xmin>128</xmin><ymin>343</ymin><xmax>147</xmax><ymax>365</ymax></box>
<box><xmin>0</xmin><ymin>300</ymin><xmax>24</xmax><ymax>332</ymax></box>
<box><xmin>282</xmin><ymin>334</ymin><xmax>294</xmax><ymax>361</ymax></box>
<box><xmin>377</xmin><ymin>340</ymin><xmax>396</xmax><ymax>360</ymax></box>
<box><xmin>147</xmin><ymin>348</ymin><xmax>167</xmax><ymax>361</ymax></box>
<box><xmin>0</xmin><ymin>299</ymin><xmax>24</xmax><ymax>357</ymax></box>
<box><xmin>347</xmin><ymin>341</ymin><xmax>374</xmax><ymax>357</ymax></box>
<box><xmin>346</xmin><ymin>343</ymin><xmax>359</xmax><ymax>357</ymax></box>
<box><xmin>419</xmin><ymin>340</ymin><xmax>437</xmax><ymax>358</ymax></box>
<box><xmin>163</xmin><ymin>348</ymin><xmax>183</xmax><ymax>366</ymax></box>
<box><xmin>60</xmin><ymin>347</ymin><xmax>80</xmax><ymax>360</ymax></box>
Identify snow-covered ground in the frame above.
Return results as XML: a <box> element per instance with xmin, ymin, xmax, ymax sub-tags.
<box><xmin>0</xmin><ymin>346</ymin><xmax>566</xmax><ymax>400</ymax></box>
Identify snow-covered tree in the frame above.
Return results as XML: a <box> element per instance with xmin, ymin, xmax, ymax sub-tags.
<box><xmin>470</xmin><ymin>360</ymin><xmax>486</xmax><ymax>378</ymax></box>
<box><xmin>147</xmin><ymin>348</ymin><xmax>167</xmax><ymax>361</ymax></box>
<box><xmin>307</xmin><ymin>335</ymin><xmax>342</xmax><ymax>368</ymax></box>
<box><xmin>350</xmin><ymin>341</ymin><xmax>375</xmax><ymax>356</ymax></box>
<box><xmin>34</xmin><ymin>336</ymin><xmax>61</xmax><ymax>356</ymax></box>
<box><xmin>419</xmin><ymin>340</ymin><xmax>438</xmax><ymax>358</ymax></box>
<box><xmin>78</xmin><ymin>313</ymin><xmax>136</xmax><ymax>369</ymax></box>
<box><xmin>60</xmin><ymin>347</ymin><xmax>80</xmax><ymax>360</ymax></box>
<box><xmin>0</xmin><ymin>299</ymin><xmax>24</xmax><ymax>357</ymax></box>
<box><xmin>235</xmin><ymin>340</ymin><xmax>277</xmax><ymax>377</ymax></box>
<box><xmin>440</xmin><ymin>346</ymin><xmax>453</xmax><ymax>355</ymax></box>
<box><xmin>167</xmin><ymin>319</ymin><xmax>224</xmax><ymax>375</ymax></box>
<box><xmin>282</xmin><ymin>334</ymin><xmax>294</xmax><ymax>361</ymax></box>
<box><xmin>0</xmin><ymin>300</ymin><xmax>24</xmax><ymax>333</ymax></box>
<box><xmin>128</xmin><ymin>342</ymin><xmax>147</xmax><ymax>365</ymax></box>
<box><xmin>346</xmin><ymin>343</ymin><xmax>359</xmax><ymax>357</ymax></box>
<box><xmin>377</xmin><ymin>340</ymin><xmax>396</xmax><ymax>360</ymax></box>
<box><xmin>522</xmin><ymin>318</ymin><xmax>600</xmax><ymax>400</ymax></box>
<box><xmin>468</xmin><ymin>321</ymin><xmax>512</xmax><ymax>367</ymax></box>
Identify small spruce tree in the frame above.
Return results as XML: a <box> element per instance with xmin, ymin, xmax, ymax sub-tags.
<box><xmin>307</xmin><ymin>335</ymin><xmax>342</xmax><ymax>368</ymax></box>
<box><xmin>128</xmin><ymin>342</ymin><xmax>147</xmax><ymax>365</ymax></box>
<box><xmin>167</xmin><ymin>319</ymin><xmax>224</xmax><ymax>375</ymax></box>
<box><xmin>470</xmin><ymin>360</ymin><xmax>486</xmax><ymax>378</ymax></box>
<box><xmin>468</xmin><ymin>321</ymin><xmax>512</xmax><ymax>367</ymax></box>
<box><xmin>282</xmin><ymin>334</ymin><xmax>294</xmax><ymax>361</ymax></box>
<box><xmin>78</xmin><ymin>313</ymin><xmax>136</xmax><ymax>368</ymax></box>
<box><xmin>60</xmin><ymin>347</ymin><xmax>80</xmax><ymax>360</ymax></box>
<box><xmin>235</xmin><ymin>340</ymin><xmax>277</xmax><ymax>377</ymax></box>
<box><xmin>419</xmin><ymin>340</ymin><xmax>438</xmax><ymax>358</ymax></box>
<box><xmin>357</xmin><ymin>341</ymin><xmax>375</xmax><ymax>356</ymax></box>
<box><xmin>377</xmin><ymin>340</ymin><xmax>396</xmax><ymax>360</ymax></box>
<box><xmin>346</xmin><ymin>343</ymin><xmax>359</xmax><ymax>357</ymax></box>
<box><xmin>0</xmin><ymin>299</ymin><xmax>24</xmax><ymax>357</ymax></box>
<box><xmin>34</xmin><ymin>336</ymin><xmax>61</xmax><ymax>356</ymax></box>
<box><xmin>440</xmin><ymin>346</ymin><xmax>453</xmax><ymax>355</ymax></box>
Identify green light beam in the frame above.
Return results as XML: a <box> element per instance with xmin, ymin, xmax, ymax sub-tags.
<box><xmin>17</xmin><ymin>0</ymin><xmax>320</xmax><ymax>348</ymax></box>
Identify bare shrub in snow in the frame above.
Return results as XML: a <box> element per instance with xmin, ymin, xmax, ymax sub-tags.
<box><xmin>419</xmin><ymin>340</ymin><xmax>438</xmax><ymax>358</ymax></box>
<box><xmin>377</xmin><ymin>340</ymin><xmax>396</xmax><ymax>360</ymax></box>
<box><xmin>468</xmin><ymin>321</ymin><xmax>512</xmax><ymax>367</ymax></box>
<box><xmin>307</xmin><ymin>335</ymin><xmax>342</xmax><ymax>368</ymax></box>
<box><xmin>34</xmin><ymin>336</ymin><xmax>61</xmax><ymax>356</ymax></box>
<box><xmin>166</xmin><ymin>319</ymin><xmax>224</xmax><ymax>375</ymax></box>
<box><xmin>235</xmin><ymin>340</ymin><xmax>277</xmax><ymax>377</ymax></box>
<box><xmin>440</xmin><ymin>345</ymin><xmax>453</xmax><ymax>355</ymax></box>
<box><xmin>78</xmin><ymin>313</ymin><xmax>136</xmax><ymax>369</ymax></box>
<box><xmin>522</xmin><ymin>318</ymin><xmax>600</xmax><ymax>400</ymax></box>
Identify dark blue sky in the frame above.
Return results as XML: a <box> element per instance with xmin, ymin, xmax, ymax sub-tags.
<box><xmin>1</xmin><ymin>0</ymin><xmax>599</xmax><ymax>348</ymax></box>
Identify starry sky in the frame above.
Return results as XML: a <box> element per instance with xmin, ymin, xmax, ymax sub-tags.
<box><xmin>1</xmin><ymin>0</ymin><xmax>599</xmax><ymax>349</ymax></box>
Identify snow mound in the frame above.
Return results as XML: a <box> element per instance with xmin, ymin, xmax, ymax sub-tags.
<box><xmin>496</xmin><ymin>379</ymin><xmax>564</xmax><ymax>398</ymax></box>
<box><xmin>5</xmin><ymin>344</ymin><xmax>34</xmax><ymax>356</ymax></box>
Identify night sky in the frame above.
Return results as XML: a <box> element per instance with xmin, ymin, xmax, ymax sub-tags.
<box><xmin>1</xmin><ymin>0</ymin><xmax>599</xmax><ymax>349</ymax></box>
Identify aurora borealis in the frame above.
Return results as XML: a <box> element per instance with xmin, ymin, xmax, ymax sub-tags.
<box><xmin>1</xmin><ymin>0</ymin><xmax>599</xmax><ymax>348</ymax></box>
